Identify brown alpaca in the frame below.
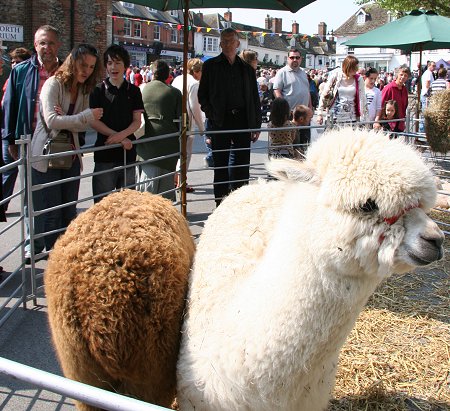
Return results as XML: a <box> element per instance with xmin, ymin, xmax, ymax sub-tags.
<box><xmin>45</xmin><ymin>190</ymin><xmax>195</xmax><ymax>410</ymax></box>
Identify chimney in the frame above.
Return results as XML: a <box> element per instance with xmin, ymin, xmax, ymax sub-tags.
<box><xmin>265</xmin><ymin>14</ymin><xmax>273</xmax><ymax>31</ymax></box>
<box><xmin>224</xmin><ymin>10</ymin><xmax>232</xmax><ymax>22</ymax></box>
<box><xmin>318</xmin><ymin>22</ymin><xmax>327</xmax><ymax>41</ymax></box>
<box><xmin>292</xmin><ymin>21</ymin><xmax>299</xmax><ymax>35</ymax></box>
<box><xmin>274</xmin><ymin>17</ymin><xmax>282</xmax><ymax>34</ymax></box>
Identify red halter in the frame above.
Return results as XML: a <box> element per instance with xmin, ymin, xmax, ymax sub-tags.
<box><xmin>384</xmin><ymin>204</ymin><xmax>419</xmax><ymax>226</ymax></box>
<box><xmin>379</xmin><ymin>204</ymin><xmax>419</xmax><ymax>244</ymax></box>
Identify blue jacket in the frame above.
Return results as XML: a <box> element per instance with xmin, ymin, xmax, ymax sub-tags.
<box><xmin>2</xmin><ymin>54</ymin><xmax>40</xmax><ymax>144</ymax></box>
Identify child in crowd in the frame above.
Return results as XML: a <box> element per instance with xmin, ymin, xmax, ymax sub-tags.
<box><xmin>292</xmin><ymin>104</ymin><xmax>313</xmax><ymax>156</ymax></box>
<box><xmin>364</xmin><ymin>67</ymin><xmax>382</xmax><ymax>129</ymax></box>
<box><xmin>268</xmin><ymin>97</ymin><xmax>298</xmax><ymax>158</ymax></box>
<box><xmin>380</xmin><ymin>99</ymin><xmax>401</xmax><ymax>138</ymax></box>
<box><xmin>90</xmin><ymin>44</ymin><xmax>144</xmax><ymax>203</ymax></box>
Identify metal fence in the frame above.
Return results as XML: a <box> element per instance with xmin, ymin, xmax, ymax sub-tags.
<box><xmin>0</xmin><ymin>119</ymin><xmax>449</xmax><ymax>409</ymax></box>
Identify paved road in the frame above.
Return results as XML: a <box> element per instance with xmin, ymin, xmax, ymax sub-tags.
<box><xmin>0</xmin><ymin>127</ymin><xmax>274</xmax><ymax>410</ymax></box>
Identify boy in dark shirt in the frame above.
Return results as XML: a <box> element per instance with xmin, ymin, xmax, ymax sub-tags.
<box><xmin>90</xmin><ymin>45</ymin><xmax>144</xmax><ymax>203</ymax></box>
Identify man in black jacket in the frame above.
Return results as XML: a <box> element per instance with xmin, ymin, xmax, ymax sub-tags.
<box><xmin>198</xmin><ymin>28</ymin><xmax>261</xmax><ymax>207</ymax></box>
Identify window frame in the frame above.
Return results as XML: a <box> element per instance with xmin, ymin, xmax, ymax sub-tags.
<box><xmin>153</xmin><ymin>25</ymin><xmax>160</xmax><ymax>40</ymax></box>
<box><xmin>123</xmin><ymin>19</ymin><xmax>131</xmax><ymax>37</ymax></box>
<box><xmin>171</xmin><ymin>28</ymin><xmax>177</xmax><ymax>43</ymax></box>
<box><xmin>134</xmin><ymin>21</ymin><xmax>142</xmax><ymax>38</ymax></box>
<box><xmin>357</xmin><ymin>12</ymin><xmax>365</xmax><ymax>25</ymax></box>
<box><xmin>203</xmin><ymin>36</ymin><xmax>219</xmax><ymax>53</ymax></box>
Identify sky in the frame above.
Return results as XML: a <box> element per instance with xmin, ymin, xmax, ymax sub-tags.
<box><xmin>193</xmin><ymin>0</ymin><xmax>361</xmax><ymax>35</ymax></box>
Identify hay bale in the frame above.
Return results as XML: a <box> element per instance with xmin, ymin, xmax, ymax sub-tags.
<box><xmin>424</xmin><ymin>89</ymin><xmax>450</xmax><ymax>154</ymax></box>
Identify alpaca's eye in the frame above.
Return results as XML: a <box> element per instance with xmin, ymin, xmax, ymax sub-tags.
<box><xmin>360</xmin><ymin>199</ymin><xmax>379</xmax><ymax>213</ymax></box>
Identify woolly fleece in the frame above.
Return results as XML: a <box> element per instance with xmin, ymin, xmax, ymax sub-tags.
<box><xmin>176</xmin><ymin>128</ymin><xmax>444</xmax><ymax>411</ymax></box>
<box><xmin>45</xmin><ymin>190</ymin><xmax>195</xmax><ymax>410</ymax></box>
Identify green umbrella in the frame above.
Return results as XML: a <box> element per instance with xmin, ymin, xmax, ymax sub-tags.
<box><xmin>126</xmin><ymin>0</ymin><xmax>316</xmax><ymax>214</ymax></box>
<box><xmin>344</xmin><ymin>10</ymin><xmax>450</xmax><ymax>52</ymax></box>
<box><xmin>344</xmin><ymin>10</ymin><xmax>450</xmax><ymax>132</ymax></box>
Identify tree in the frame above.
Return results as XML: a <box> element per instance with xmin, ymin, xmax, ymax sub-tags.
<box><xmin>356</xmin><ymin>1</ymin><xmax>450</xmax><ymax>17</ymax></box>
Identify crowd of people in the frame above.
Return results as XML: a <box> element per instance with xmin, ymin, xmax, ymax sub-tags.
<box><xmin>1</xmin><ymin>24</ymin><xmax>449</xmax><ymax>268</ymax></box>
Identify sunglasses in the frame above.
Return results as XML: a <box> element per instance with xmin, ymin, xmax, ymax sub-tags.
<box><xmin>289</xmin><ymin>56</ymin><xmax>301</xmax><ymax>60</ymax></box>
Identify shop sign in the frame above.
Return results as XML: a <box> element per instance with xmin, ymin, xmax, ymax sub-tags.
<box><xmin>0</xmin><ymin>24</ymin><xmax>23</xmax><ymax>42</ymax></box>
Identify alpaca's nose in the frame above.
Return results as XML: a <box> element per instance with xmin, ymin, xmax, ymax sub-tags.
<box><xmin>421</xmin><ymin>225</ymin><xmax>445</xmax><ymax>248</ymax></box>
<box><xmin>421</xmin><ymin>227</ymin><xmax>445</xmax><ymax>260</ymax></box>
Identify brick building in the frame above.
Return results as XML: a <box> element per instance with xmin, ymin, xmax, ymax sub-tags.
<box><xmin>0</xmin><ymin>0</ymin><xmax>111</xmax><ymax>61</ymax></box>
<box><xmin>112</xmin><ymin>2</ymin><xmax>194</xmax><ymax>67</ymax></box>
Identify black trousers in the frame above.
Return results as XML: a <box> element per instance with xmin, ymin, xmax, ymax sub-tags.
<box><xmin>209</xmin><ymin>111</ymin><xmax>251</xmax><ymax>205</ymax></box>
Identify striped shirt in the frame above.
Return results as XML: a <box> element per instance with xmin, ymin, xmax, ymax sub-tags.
<box><xmin>429</xmin><ymin>78</ymin><xmax>447</xmax><ymax>96</ymax></box>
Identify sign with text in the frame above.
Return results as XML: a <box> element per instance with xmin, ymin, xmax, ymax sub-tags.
<box><xmin>0</xmin><ymin>24</ymin><xmax>23</xmax><ymax>42</ymax></box>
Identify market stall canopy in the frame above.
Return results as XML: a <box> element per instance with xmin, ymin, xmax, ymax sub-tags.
<box><xmin>435</xmin><ymin>58</ymin><xmax>450</xmax><ymax>69</ymax></box>
<box><xmin>344</xmin><ymin>10</ymin><xmax>450</xmax><ymax>52</ymax></box>
<box><xmin>127</xmin><ymin>0</ymin><xmax>316</xmax><ymax>13</ymax></box>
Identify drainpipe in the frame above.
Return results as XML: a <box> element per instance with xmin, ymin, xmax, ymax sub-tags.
<box><xmin>70</xmin><ymin>0</ymin><xmax>75</xmax><ymax>49</ymax></box>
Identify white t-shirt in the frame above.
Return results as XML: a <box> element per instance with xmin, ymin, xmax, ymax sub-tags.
<box><xmin>333</xmin><ymin>81</ymin><xmax>356</xmax><ymax>122</ymax></box>
<box><xmin>365</xmin><ymin>86</ymin><xmax>382</xmax><ymax>122</ymax></box>
<box><xmin>421</xmin><ymin>69</ymin><xmax>434</xmax><ymax>96</ymax></box>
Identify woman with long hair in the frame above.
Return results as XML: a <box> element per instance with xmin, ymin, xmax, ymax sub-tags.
<box><xmin>317</xmin><ymin>55</ymin><xmax>367</xmax><ymax>126</ymax></box>
<box><xmin>31</xmin><ymin>43</ymin><xmax>103</xmax><ymax>251</ymax></box>
<box><xmin>239</xmin><ymin>49</ymin><xmax>258</xmax><ymax>71</ymax></box>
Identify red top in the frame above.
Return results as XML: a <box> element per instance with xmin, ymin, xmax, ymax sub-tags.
<box><xmin>134</xmin><ymin>72</ymin><xmax>143</xmax><ymax>86</ymax></box>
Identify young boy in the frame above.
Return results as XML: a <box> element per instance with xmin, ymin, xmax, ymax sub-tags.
<box><xmin>90</xmin><ymin>44</ymin><xmax>144</xmax><ymax>203</ymax></box>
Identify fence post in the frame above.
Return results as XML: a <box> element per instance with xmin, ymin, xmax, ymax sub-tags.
<box><xmin>24</xmin><ymin>136</ymin><xmax>39</xmax><ymax>306</ymax></box>
<box><xmin>18</xmin><ymin>137</ymin><xmax>29</xmax><ymax>309</ymax></box>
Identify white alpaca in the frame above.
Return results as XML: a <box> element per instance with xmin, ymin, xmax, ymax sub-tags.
<box><xmin>176</xmin><ymin>128</ymin><xmax>444</xmax><ymax>411</ymax></box>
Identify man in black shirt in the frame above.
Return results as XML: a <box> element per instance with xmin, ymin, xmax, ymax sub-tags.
<box><xmin>198</xmin><ymin>28</ymin><xmax>261</xmax><ymax>207</ymax></box>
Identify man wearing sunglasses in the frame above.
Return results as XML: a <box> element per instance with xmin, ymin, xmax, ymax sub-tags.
<box><xmin>273</xmin><ymin>48</ymin><xmax>311</xmax><ymax>110</ymax></box>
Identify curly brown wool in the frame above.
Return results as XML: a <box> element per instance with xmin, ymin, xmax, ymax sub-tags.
<box><xmin>45</xmin><ymin>190</ymin><xmax>195</xmax><ymax>410</ymax></box>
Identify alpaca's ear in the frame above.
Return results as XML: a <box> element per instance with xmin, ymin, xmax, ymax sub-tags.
<box><xmin>266</xmin><ymin>158</ymin><xmax>320</xmax><ymax>184</ymax></box>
